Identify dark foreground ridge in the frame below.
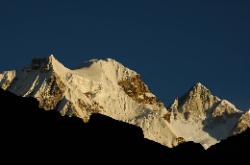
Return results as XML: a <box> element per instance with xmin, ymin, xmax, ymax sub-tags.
<box><xmin>0</xmin><ymin>89</ymin><xmax>249</xmax><ymax>163</ymax></box>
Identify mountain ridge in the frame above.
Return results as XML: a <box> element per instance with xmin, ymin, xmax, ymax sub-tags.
<box><xmin>0</xmin><ymin>55</ymin><xmax>249</xmax><ymax>149</ymax></box>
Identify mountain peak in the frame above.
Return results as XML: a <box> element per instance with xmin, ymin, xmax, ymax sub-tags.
<box><xmin>48</xmin><ymin>54</ymin><xmax>55</xmax><ymax>60</ymax></box>
<box><xmin>178</xmin><ymin>82</ymin><xmax>212</xmax><ymax>105</ymax></box>
<box><xmin>194</xmin><ymin>82</ymin><xmax>205</xmax><ymax>87</ymax></box>
<box><xmin>29</xmin><ymin>55</ymin><xmax>67</xmax><ymax>73</ymax></box>
<box><xmin>47</xmin><ymin>54</ymin><xmax>59</xmax><ymax>65</ymax></box>
<box><xmin>30</xmin><ymin>55</ymin><xmax>54</xmax><ymax>71</ymax></box>
<box><xmin>179</xmin><ymin>82</ymin><xmax>213</xmax><ymax>102</ymax></box>
<box><xmin>192</xmin><ymin>82</ymin><xmax>209</xmax><ymax>91</ymax></box>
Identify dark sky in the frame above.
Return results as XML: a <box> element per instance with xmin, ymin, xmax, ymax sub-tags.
<box><xmin>0</xmin><ymin>0</ymin><xmax>249</xmax><ymax>110</ymax></box>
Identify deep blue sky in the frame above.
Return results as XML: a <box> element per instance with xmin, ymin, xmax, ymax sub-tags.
<box><xmin>0</xmin><ymin>0</ymin><xmax>249</xmax><ymax>110</ymax></box>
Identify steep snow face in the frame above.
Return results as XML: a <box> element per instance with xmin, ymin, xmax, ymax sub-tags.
<box><xmin>169</xmin><ymin>83</ymin><xmax>242</xmax><ymax>149</ymax></box>
<box><xmin>0</xmin><ymin>55</ymin><xmax>247</xmax><ymax>149</ymax></box>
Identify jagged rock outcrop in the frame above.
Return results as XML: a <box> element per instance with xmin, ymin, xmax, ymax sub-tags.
<box><xmin>0</xmin><ymin>55</ymin><xmax>248</xmax><ymax>149</ymax></box>
<box><xmin>118</xmin><ymin>75</ymin><xmax>161</xmax><ymax>105</ymax></box>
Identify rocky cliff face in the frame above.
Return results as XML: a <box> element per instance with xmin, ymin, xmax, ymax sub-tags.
<box><xmin>0</xmin><ymin>55</ymin><xmax>249</xmax><ymax>149</ymax></box>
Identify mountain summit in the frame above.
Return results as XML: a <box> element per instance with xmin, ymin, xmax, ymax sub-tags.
<box><xmin>0</xmin><ymin>55</ymin><xmax>249</xmax><ymax>149</ymax></box>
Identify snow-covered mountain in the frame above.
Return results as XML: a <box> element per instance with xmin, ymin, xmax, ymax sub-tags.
<box><xmin>169</xmin><ymin>83</ymin><xmax>244</xmax><ymax>148</ymax></box>
<box><xmin>0</xmin><ymin>55</ymin><xmax>249</xmax><ymax>149</ymax></box>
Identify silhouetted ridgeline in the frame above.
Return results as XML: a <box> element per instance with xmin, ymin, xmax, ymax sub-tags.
<box><xmin>0</xmin><ymin>88</ymin><xmax>249</xmax><ymax>163</ymax></box>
